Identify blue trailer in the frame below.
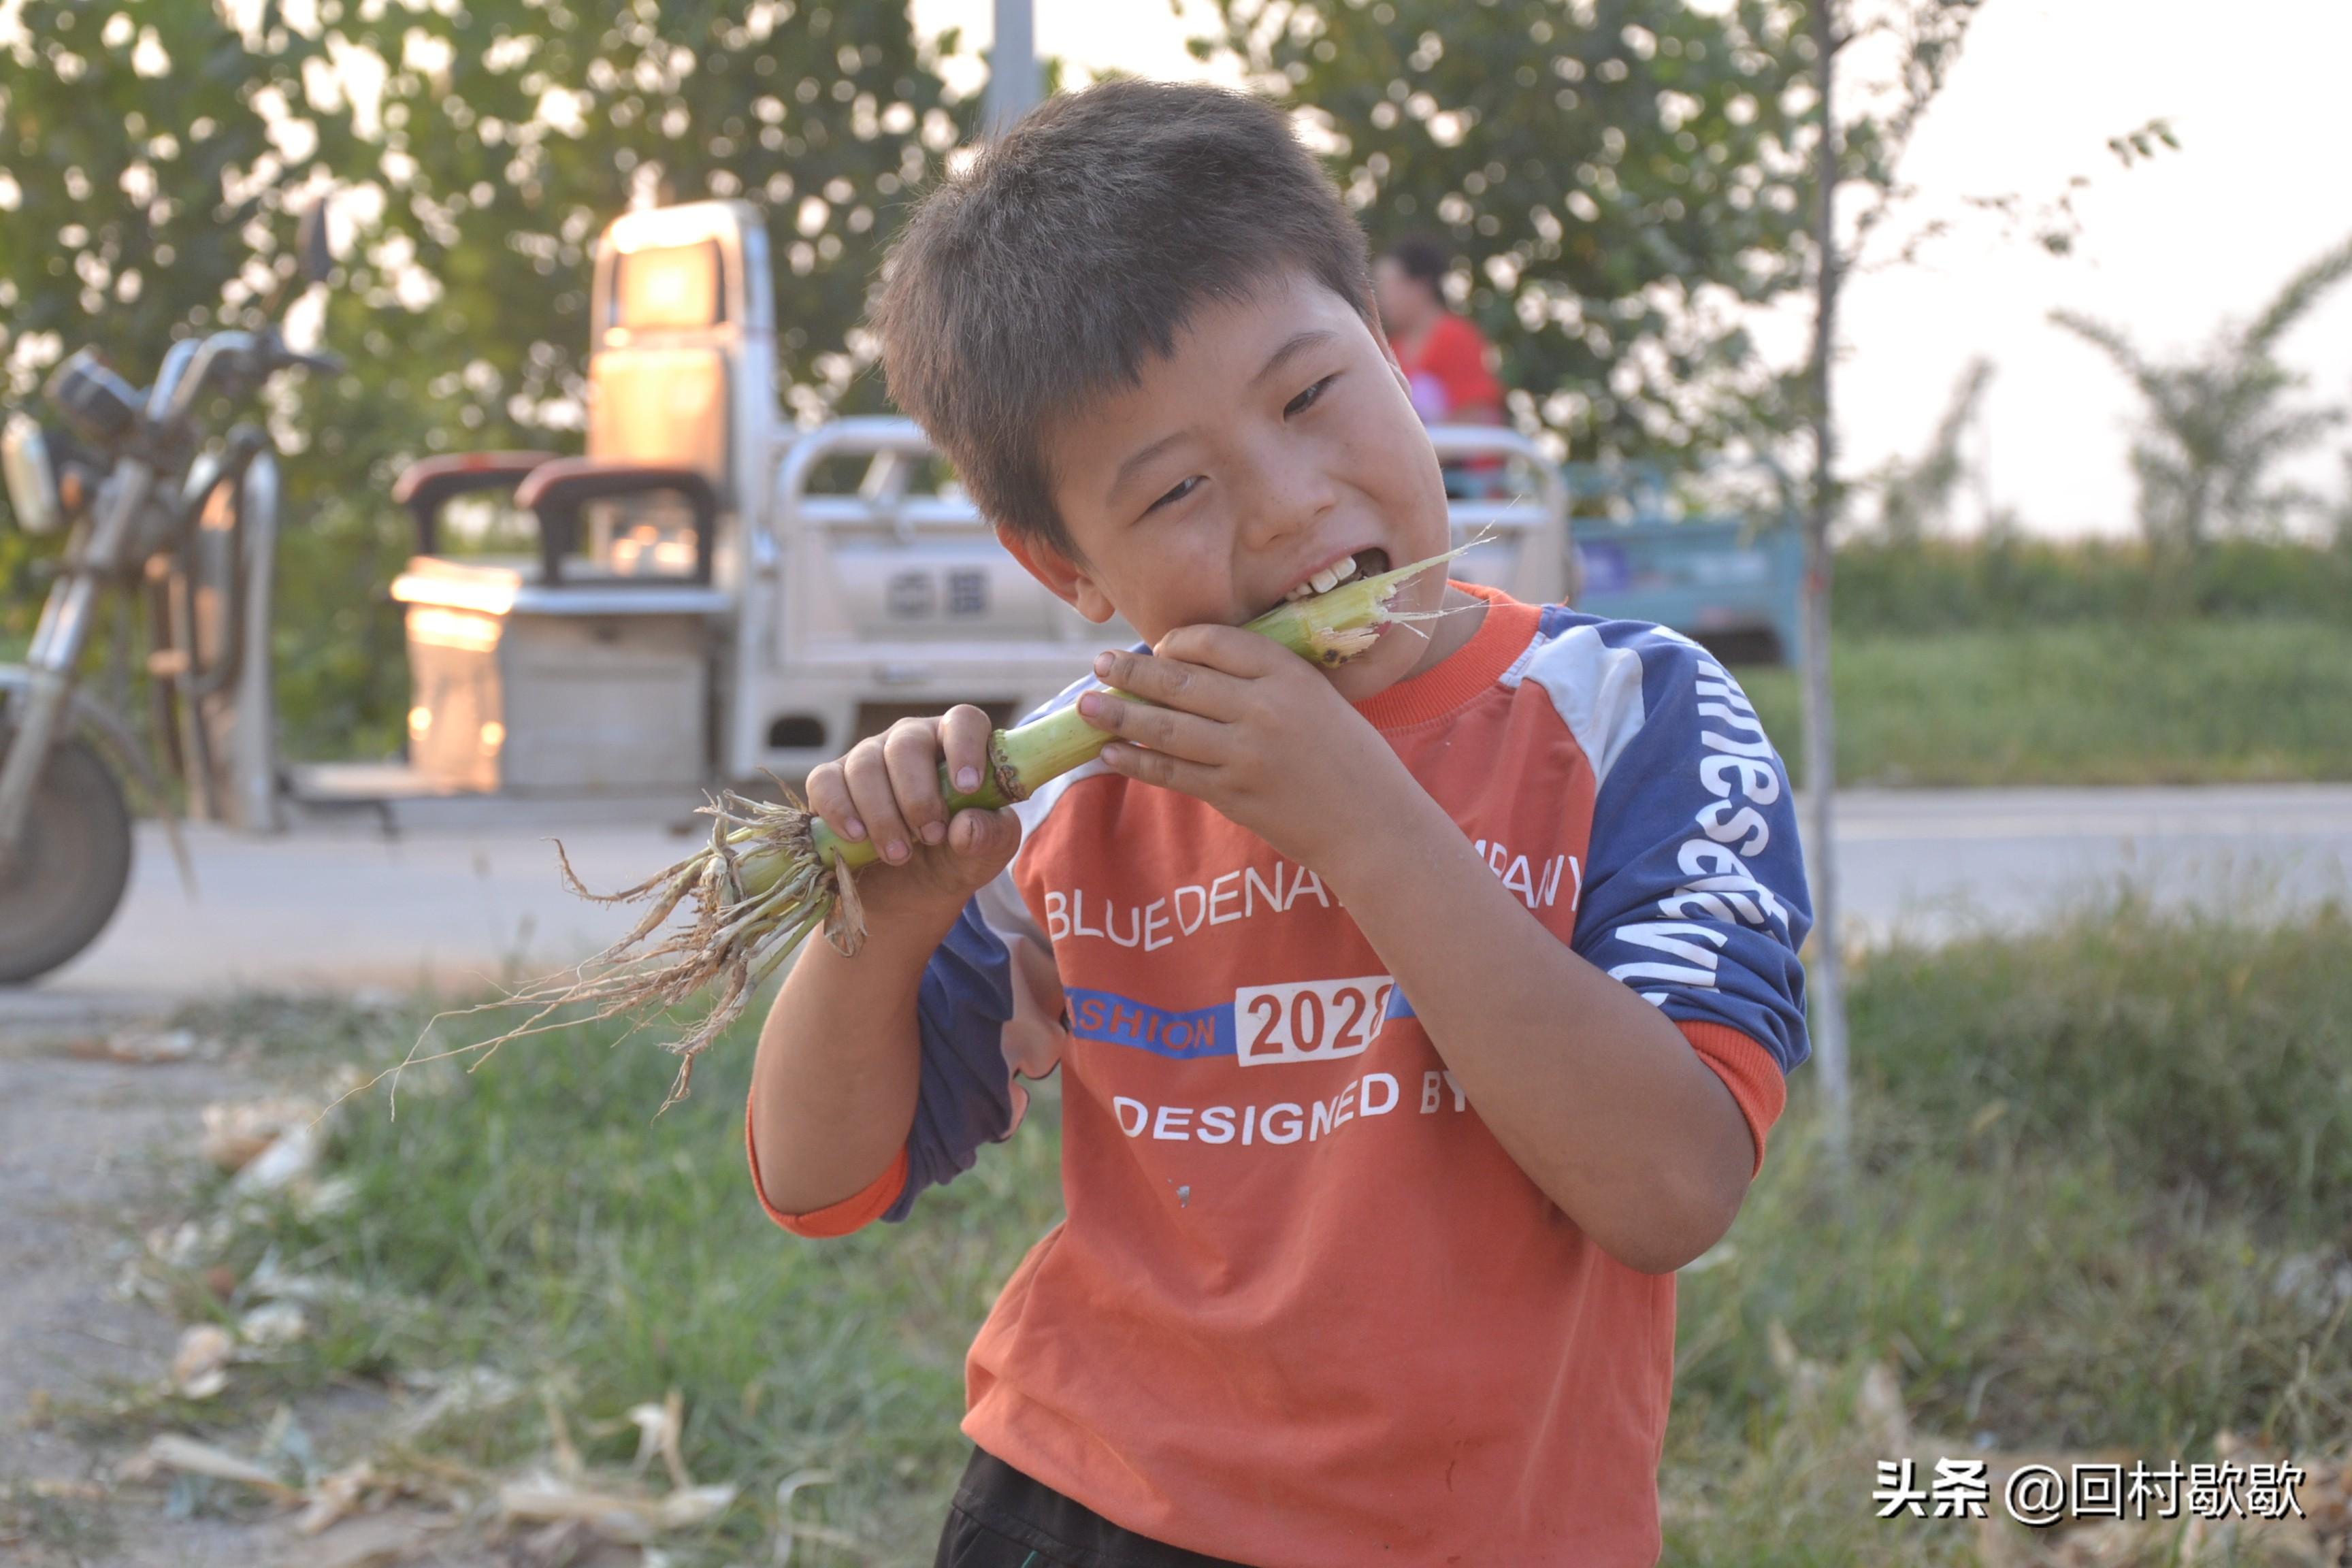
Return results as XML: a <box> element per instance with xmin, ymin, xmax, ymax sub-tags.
<box><xmin>1563</xmin><ymin>465</ymin><xmax>1804</xmax><ymax>668</ymax></box>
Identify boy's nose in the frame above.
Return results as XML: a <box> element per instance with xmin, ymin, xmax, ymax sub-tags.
<box><xmin>1236</xmin><ymin>454</ymin><xmax>1340</xmax><ymax>553</ymax></box>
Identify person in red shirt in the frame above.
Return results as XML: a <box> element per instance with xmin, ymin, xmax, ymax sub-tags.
<box><xmin>1373</xmin><ymin>235</ymin><xmax>1505</xmax><ymax>426</ymax></box>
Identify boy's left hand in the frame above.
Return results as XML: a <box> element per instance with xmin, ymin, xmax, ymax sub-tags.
<box><xmin>1079</xmin><ymin>627</ymin><xmax>1412</xmax><ymax>868</ymax></box>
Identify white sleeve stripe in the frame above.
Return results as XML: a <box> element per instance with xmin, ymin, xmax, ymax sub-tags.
<box><xmin>973</xmin><ymin>865</ymin><xmax>1045</xmax><ymax>949</ymax></box>
<box><xmin>1022</xmin><ymin>666</ymin><xmax>1102</xmax><ymax>725</ymax></box>
<box><xmin>1011</xmin><ymin>756</ymin><xmax>1109</xmax><ymax>837</ymax></box>
<box><xmin>1503</xmin><ymin>623</ymin><xmax>1650</xmax><ymax>788</ymax></box>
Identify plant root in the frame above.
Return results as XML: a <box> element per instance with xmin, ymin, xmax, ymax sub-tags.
<box><xmin>431</xmin><ymin>789</ymin><xmax>858</xmax><ymax>1113</ymax></box>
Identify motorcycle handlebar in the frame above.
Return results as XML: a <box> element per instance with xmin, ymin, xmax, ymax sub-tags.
<box><xmin>152</xmin><ymin>331</ymin><xmax>337</xmax><ymax>429</ymax></box>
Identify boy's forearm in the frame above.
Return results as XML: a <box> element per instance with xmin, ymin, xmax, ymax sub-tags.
<box><xmin>1318</xmin><ymin>787</ymin><xmax>1754</xmax><ymax>1273</ymax></box>
<box><xmin>748</xmin><ymin>889</ymin><xmax>966</xmax><ymax>1216</ymax></box>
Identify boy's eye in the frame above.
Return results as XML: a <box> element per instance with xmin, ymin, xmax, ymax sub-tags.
<box><xmin>1147</xmin><ymin>475</ymin><xmax>1203</xmax><ymax>514</ymax></box>
<box><xmin>1285</xmin><ymin>375</ymin><xmax>1336</xmax><ymax>418</ymax></box>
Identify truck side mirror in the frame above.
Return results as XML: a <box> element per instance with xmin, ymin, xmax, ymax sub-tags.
<box><xmin>296</xmin><ymin>202</ymin><xmax>333</xmax><ymax>285</ymax></box>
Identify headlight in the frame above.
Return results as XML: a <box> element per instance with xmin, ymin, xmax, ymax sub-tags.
<box><xmin>47</xmin><ymin>348</ymin><xmax>142</xmax><ymax>446</ymax></box>
<box><xmin>1</xmin><ymin>413</ymin><xmax>63</xmax><ymax>536</ymax></box>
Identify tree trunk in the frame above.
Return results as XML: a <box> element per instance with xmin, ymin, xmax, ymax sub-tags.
<box><xmin>1804</xmin><ymin>0</ymin><xmax>1852</xmax><ymax>1169</ymax></box>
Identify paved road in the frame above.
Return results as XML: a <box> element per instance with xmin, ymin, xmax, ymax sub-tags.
<box><xmin>20</xmin><ymin>784</ymin><xmax>2352</xmax><ymax>1022</ymax></box>
<box><xmin>1833</xmin><ymin>785</ymin><xmax>2352</xmax><ymax>943</ymax></box>
<box><xmin>27</xmin><ymin>807</ymin><xmax>711</xmax><ymax>1022</ymax></box>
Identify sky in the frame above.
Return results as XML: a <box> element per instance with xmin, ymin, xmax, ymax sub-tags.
<box><xmin>909</xmin><ymin>0</ymin><xmax>2352</xmax><ymax>538</ymax></box>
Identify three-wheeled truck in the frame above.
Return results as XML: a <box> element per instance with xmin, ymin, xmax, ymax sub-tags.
<box><xmin>0</xmin><ymin>200</ymin><xmax>1571</xmax><ymax>981</ymax></box>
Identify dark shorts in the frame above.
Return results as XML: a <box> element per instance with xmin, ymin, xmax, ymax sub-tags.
<box><xmin>934</xmin><ymin>1447</ymin><xmax>1252</xmax><ymax>1568</ymax></box>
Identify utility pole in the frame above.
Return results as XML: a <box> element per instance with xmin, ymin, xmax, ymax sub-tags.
<box><xmin>984</xmin><ymin>0</ymin><xmax>1041</xmax><ymax>136</ymax></box>
<box><xmin>1803</xmin><ymin>0</ymin><xmax>1852</xmax><ymax>1170</ymax></box>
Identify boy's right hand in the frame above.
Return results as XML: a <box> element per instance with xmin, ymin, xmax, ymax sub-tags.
<box><xmin>804</xmin><ymin>705</ymin><xmax>1022</xmax><ymax>915</ymax></box>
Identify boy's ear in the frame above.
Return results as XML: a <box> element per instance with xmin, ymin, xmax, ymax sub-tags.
<box><xmin>994</xmin><ymin>523</ymin><xmax>1120</xmax><ymax>625</ymax></box>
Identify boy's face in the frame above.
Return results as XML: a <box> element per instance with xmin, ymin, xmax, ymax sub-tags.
<box><xmin>1004</xmin><ymin>269</ymin><xmax>1460</xmax><ymax>702</ymax></box>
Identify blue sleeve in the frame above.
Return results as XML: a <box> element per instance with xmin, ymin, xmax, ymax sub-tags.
<box><xmin>881</xmin><ymin>886</ymin><xmax>1025</xmax><ymax>1222</ymax></box>
<box><xmin>1558</xmin><ymin>613</ymin><xmax>1814</xmax><ymax>1073</ymax></box>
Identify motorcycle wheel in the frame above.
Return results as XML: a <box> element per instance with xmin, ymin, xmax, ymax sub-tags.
<box><xmin>0</xmin><ymin>733</ymin><xmax>135</xmax><ymax>984</ymax></box>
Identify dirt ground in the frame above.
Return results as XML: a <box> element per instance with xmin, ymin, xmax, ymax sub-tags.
<box><xmin>0</xmin><ymin>1011</ymin><xmax>497</xmax><ymax>1568</ymax></box>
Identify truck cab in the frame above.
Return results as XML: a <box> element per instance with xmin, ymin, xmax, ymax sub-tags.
<box><xmin>363</xmin><ymin>201</ymin><xmax>1571</xmax><ymax>806</ymax></box>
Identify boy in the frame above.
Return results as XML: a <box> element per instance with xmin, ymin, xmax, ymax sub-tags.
<box><xmin>747</xmin><ymin>81</ymin><xmax>1811</xmax><ymax>1567</ymax></box>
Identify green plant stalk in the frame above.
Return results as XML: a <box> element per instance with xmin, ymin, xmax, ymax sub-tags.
<box><xmin>803</xmin><ymin>551</ymin><xmax>1442</xmax><ymax>872</ymax></box>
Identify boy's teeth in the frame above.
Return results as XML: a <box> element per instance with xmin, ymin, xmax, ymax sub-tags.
<box><xmin>1282</xmin><ymin>555</ymin><xmax>1362</xmax><ymax>604</ymax></box>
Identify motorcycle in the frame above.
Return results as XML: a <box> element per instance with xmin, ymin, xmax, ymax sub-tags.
<box><xmin>0</xmin><ymin>206</ymin><xmax>339</xmax><ymax>982</ymax></box>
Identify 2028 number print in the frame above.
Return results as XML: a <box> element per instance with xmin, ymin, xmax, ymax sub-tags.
<box><xmin>1234</xmin><ymin>977</ymin><xmax>1394</xmax><ymax>1067</ymax></box>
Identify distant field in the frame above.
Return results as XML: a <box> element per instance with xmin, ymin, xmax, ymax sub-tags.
<box><xmin>1737</xmin><ymin>617</ymin><xmax>2352</xmax><ymax>787</ymax></box>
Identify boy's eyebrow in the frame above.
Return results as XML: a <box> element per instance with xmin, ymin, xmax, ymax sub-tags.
<box><xmin>1253</xmin><ymin>329</ymin><xmax>1339</xmax><ymax>387</ymax></box>
<box><xmin>1107</xmin><ymin>329</ymin><xmax>1343</xmax><ymax>502</ymax></box>
<box><xmin>1111</xmin><ymin>431</ymin><xmax>1188</xmax><ymax>502</ymax></box>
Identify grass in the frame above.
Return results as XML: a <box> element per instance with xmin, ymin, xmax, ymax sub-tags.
<box><xmin>1661</xmin><ymin>900</ymin><xmax>2352</xmax><ymax>1565</ymax></box>
<box><xmin>1845</xmin><ymin>900</ymin><xmax>2352</xmax><ymax>1222</ymax></box>
<box><xmin>1661</xmin><ymin>1138</ymin><xmax>2342</xmax><ymax>1565</ymax></box>
<box><xmin>152</xmin><ymin>900</ymin><xmax>2352</xmax><ymax>1565</ymax></box>
<box><xmin>157</xmin><ymin>997</ymin><xmax>1062</xmax><ymax>1562</ymax></box>
<box><xmin>1827</xmin><ymin>536</ymin><xmax>2352</xmax><ymax>634</ymax></box>
<box><xmin>1737</xmin><ymin>617</ymin><xmax>2352</xmax><ymax>787</ymax></box>
<box><xmin>0</xmin><ymin>1479</ymin><xmax>118</xmax><ymax>1568</ymax></box>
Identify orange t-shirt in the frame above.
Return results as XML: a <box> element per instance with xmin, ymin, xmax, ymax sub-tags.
<box><xmin>751</xmin><ymin>589</ymin><xmax>1812</xmax><ymax>1565</ymax></box>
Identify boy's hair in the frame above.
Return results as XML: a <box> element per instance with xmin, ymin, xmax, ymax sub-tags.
<box><xmin>870</xmin><ymin>80</ymin><xmax>1374</xmax><ymax>558</ymax></box>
